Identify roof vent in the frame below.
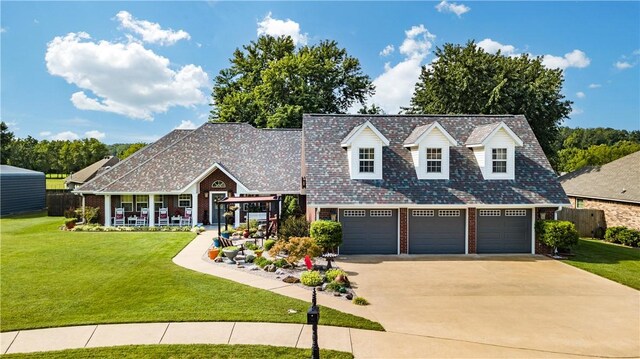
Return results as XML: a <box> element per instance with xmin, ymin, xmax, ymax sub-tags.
<box><xmin>621</xmin><ymin>188</ymin><xmax>627</xmax><ymax>193</ymax></box>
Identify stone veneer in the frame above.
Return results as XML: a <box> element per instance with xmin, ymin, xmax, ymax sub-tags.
<box><xmin>569</xmin><ymin>197</ymin><xmax>640</xmax><ymax>231</ymax></box>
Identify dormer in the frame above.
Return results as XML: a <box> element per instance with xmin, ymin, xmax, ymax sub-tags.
<box><xmin>341</xmin><ymin>121</ymin><xmax>389</xmax><ymax>180</ymax></box>
<box><xmin>465</xmin><ymin>122</ymin><xmax>523</xmax><ymax>180</ymax></box>
<box><xmin>403</xmin><ymin>122</ymin><xmax>458</xmax><ymax>180</ymax></box>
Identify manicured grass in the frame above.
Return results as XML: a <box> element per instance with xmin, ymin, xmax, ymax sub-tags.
<box><xmin>563</xmin><ymin>238</ymin><xmax>640</xmax><ymax>290</ymax></box>
<box><xmin>1</xmin><ymin>344</ymin><xmax>353</xmax><ymax>359</ymax></box>
<box><xmin>45</xmin><ymin>178</ymin><xmax>66</xmax><ymax>190</ymax></box>
<box><xmin>0</xmin><ymin>213</ymin><xmax>383</xmax><ymax>332</ymax></box>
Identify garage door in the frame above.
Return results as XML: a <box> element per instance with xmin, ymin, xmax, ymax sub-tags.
<box><xmin>477</xmin><ymin>209</ymin><xmax>531</xmax><ymax>253</ymax></box>
<box><xmin>339</xmin><ymin>209</ymin><xmax>397</xmax><ymax>254</ymax></box>
<box><xmin>409</xmin><ymin>209</ymin><xmax>465</xmax><ymax>254</ymax></box>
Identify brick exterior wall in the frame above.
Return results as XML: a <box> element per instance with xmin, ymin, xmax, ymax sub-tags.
<box><xmin>84</xmin><ymin>194</ymin><xmax>105</xmax><ymax>225</ymax></box>
<box><xmin>399</xmin><ymin>208</ymin><xmax>408</xmax><ymax>254</ymax></box>
<box><xmin>468</xmin><ymin>208</ymin><xmax>476</xmax><ymax>254</ymax></box>
<box><xmin>570</xmin><ymin>197</ymin><xmax>640</xmax><ymax>230</ymax></box>
<box><xmin>535</xmin><ymin>207</ymin><xmax>558</xmax><ymax>255</ymax></box>
<box><xmin>198</xmin><ymin>169</ymin><xmax>237</xmax><ymax>225</ymax></box>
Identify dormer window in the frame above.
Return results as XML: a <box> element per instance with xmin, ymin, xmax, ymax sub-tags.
<box><xmin>492</xmin><ymin>148</ymin><xmax>507</xmax><ymax>173</ymax></box>
<box><xmin>359</xmin><ymin>148</ymin><xmax>375</xmax><ymax>173</ymax></box>
<box><xmin>426</xmin><ymin>148</ymin><xmax>442</xmax><ymax>173</ymax></box>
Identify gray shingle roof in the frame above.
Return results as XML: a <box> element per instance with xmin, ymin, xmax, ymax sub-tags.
<box><xmin>403</xmin><ymin>124</ymin><xmax>433</xmax><ymax>146</ymax></box>
<box><xmin>65</xmin><ymin>156</ymin><xmax>119</xmax><ymax>185</ymax></box>
<box><xmin>303</xmin><ymin>114</ymin><xmax>569</xmax><ymax>206</ymax></box>
<box><xmin>465</xmin><ymin>122</ymin><xmax>501</xmax><ymax>145</ymax></box>
<box><xmin>77</xmin><ymin>123</ymin><xmax>301</xmax><ymax>194</ymax></box>
<box><xmin>559</xmin><ymin>151</ymin><xmax>640</xmax><ymax>204</ymax></box>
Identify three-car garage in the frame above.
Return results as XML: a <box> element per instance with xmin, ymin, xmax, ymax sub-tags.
<box><xmin>337</xmin><ymin>208</ymin><xmax>533</xmax><ymax>255</ymax></box>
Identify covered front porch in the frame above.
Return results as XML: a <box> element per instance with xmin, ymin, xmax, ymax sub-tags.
<box><xmin>99</xmin><ymin>193</ymin><xmax>202</xmax><ymax>227</ymax></box>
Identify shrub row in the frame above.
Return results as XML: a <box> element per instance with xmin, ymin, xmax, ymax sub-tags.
<box><xmin>535</xmin><ymin>220</ymin><xmax>579</xmax><ymax>249</ymax></box>
<box><xmin>73</xmin><ymin>225</ymin><xmax>200</xmax><ymax>232</ymax></box>
<box><xmin>605</xmin><ymin>226</ymin><xmax>640</xmax><ymax>247</ymax></box>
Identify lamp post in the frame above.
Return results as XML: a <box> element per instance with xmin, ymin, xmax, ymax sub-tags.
<box><xmin>307</xmin><ymin>287</ymin><xmax>320</xmax><ymax>359</ymax></box>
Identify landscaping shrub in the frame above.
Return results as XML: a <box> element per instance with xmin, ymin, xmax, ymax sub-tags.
<box><xmin>279</xmin><ymin>216</ymin><xmax>310</xmax><ymax>240</ymax></box>
<box><xmin>263</xmin><ymin>239</ymin><xmax>276</xmax><ymax>251</ymax></box>
<box><xmin>64</xmin><ymin>207</ymin><xmax>77</xmax><ymax>219</ymax></box>
<box><xmin>325</xmin><ymin>269</ymin><xmax>346</xmax><ymax>282</ymax></box>
<box><xmin>617</xmin><ymin>228</ymin><xmax>640</xmax><ymax>247</ymax></box>
<box><xmin>245</xmin><ymin>254</ymin><xmax>256</xmax><ymax>263</ymax></box>
<box><xmin>353</xmin><ymin>297</ymin><xmax>369</xmax><ymax>306</ymax></box>
<box><xmin>310</xmin><ymin>220</ymin><xmax>343</xmax><ymax>252</ymax></box>
<box><xmin>273</xmin><ymin>258</ymin><xmax>288</xmax><ymax>268</ymax></box>
<box><xmin>269</xmin><ymin>237</ymin><xmax>322</xmax><ymax>265</ymax></box>
<box><xmin>605</xmin><ymin>226</ymin><xmax>627</xmax><ymax>244</ymax></box>
<box><xmin>536</xmin><ymin>220</ymin><xmax>579</xmax><ymax>250</ymax></box>
<box><xmin>324</xmin><ymin>281</ymin><xmax>343</xmax><ymax>292</ymax></box>
<box><xmin>74</xmin><ymin>206</ymin><xmax>100</xmax><ymax>224</ymax></box>
<box><xmin>300</xmin><ymin>271</ymin><xmax>324</xmax><ymax>287</ymax></box>
<box><xmin>236</xmin><ymin>219</ymin><xmax>259</xmax><ymax>231</ymax></box>
<box><xmin>282</xmin><ymin>195</ymin><xmax>302</xmax><ymax>219</ymax></box>
<box><xmin>73</xmin><ymin>225</ymin><xmax>193</xmax><ymax>232</ymax></box>
<box><xmin>245</xmin><ymin>243</ymin><xmax>258</xmax><ymax>251</ymax></box>
<box><xmin>254</xmin><ymin>257</ymin><xmax>272</xmax><ymax>269</ymax></box>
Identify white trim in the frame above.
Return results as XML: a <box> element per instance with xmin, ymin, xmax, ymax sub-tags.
<box><xmin>181</xmin><ymin>163</ymin><xmax>250</xmax><ymax>194</ymax></box>
<box><xmin>397</xmin><ymin>208</ymin><xmax>401</xmax><ymax>255</ymax></box>
<box><xmin>531</xmin><ymin>208</ymin><xmax>536</xmax><ymax>254</ymax></box>
<box><xmin>565</xmin><ymin>193</ymin><xmax>640</xmax><ymax>205</ymax></box>
<box><xmin>465</xmin><ymin>208</ymin><xmax>469</xmax><ymax>254</ymax></box>
<box><xmin>403</xmin><ymin>121</ymin><xmax>458</xmax><ymax>147</ymax></box>
<box><xmin>341</xmin><ymin>121</ymin><xmax>390</xmax><ymax>147</ymax></box>
<box><xmin>104</xmin><ymin>195</ymin><xmax>111</xmax><ymax>227</ymax></box>
<box><xmin>466</xmin><ymin>122</ymin><xmax>524</xmax><ymax>147</ymax></box>
<box><xmin>209</xmin><ymin>191</ymin><xmax>227</xmax><ymax>226</ymax></box>
<box><xmin>336</xmin><ymin>209</ymin><xmax>341</xmax><ymax>255</ymax></box>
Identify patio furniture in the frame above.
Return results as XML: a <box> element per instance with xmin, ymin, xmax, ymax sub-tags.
<box><xmin>158</xmin><ymin>208</ymin><xmax>169</xmax><ymax>226</ymax></box>
<box><xmin>218</xmin><ymin>236</ymin><xmax>245</xmax><ymax>255</ymax></box>
<box><xmin>171</xmin><ymin>215</ymin><xmax>182</xmax><ymax>226</ymax></box>
<box><xmin>180</xmin><ymin>208</ymin><xmax>192</xmax><ymax>226</ymax></box>
<box><xmin>127</xmin><ymin>215</ymin><xmax>138</xmax><ymax>226</ymax></box>
<box><xmin>114</xmin><ymin>208</ymin><xmax>125</xmax><ymax>226</ymax></box>
<box><xmin>136</xmin><ymin>208</ymin><xmax>149</xmax><ymax>226</ymax></box>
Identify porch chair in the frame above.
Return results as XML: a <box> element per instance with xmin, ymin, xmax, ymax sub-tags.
<box><xmin>114</xmin><ymin>208</ymin><xmax>125</xmax><ymax>226</ymax></box>
<box><xmin>158</xmin><ymin>208</ymin><xmax>169</xmax><ymax>226</ymax></box>
<box><xmin>136</xmin><ymin>208</ymin><xmax>149</xmax><ymax>226</ymax></box>
<box><xmin>180</xmin><ymin>208</ymin><xmax>193</xmax><ymax>226</ymax></box>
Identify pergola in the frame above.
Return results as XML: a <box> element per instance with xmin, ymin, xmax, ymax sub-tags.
<box><xmin>215</xmin><ymin>196</ymin><xmax>281</xmax><ymax>238</ymax></box>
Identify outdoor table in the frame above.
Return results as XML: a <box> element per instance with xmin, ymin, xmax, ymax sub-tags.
<box><xmin>171</xmin><ymin>216</ymin><xmax>182</xmax><ymax>226</ymax></box>
<box><xmin>127</xmin><ymin>216</ymin><xmax>138</xmax><ymax>226</ymax></box>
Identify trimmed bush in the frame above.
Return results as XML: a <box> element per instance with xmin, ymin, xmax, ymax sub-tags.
<box><xmin>263</xmin><ymin>239</ymin><xmax>276</xmax><ymax>251</ymax></box>
<box><xmin>353</xmin><ymin>297</ymin><xmax>369</xmax><ymax>306</ymax></box>
<box><xmin>617</xmin><ymin>228</ymin><xmax>640</xmax><ymax>247</ymax></box>
<box><xmin>536</xmin><ymin>220</ymin><xmax>579</xmax><ymax>250</ymax></box>
<box><xmin>254</xmin><ymin>257</ymin><xmax>272</xmax><ymax>269</ymax></box>
<box><xmin>269</xmin><ymin>237</ymin><xmax>322</xmax><ymax>265</ymax></box>
<box><xmin>273</xmin><ymin>258</ymin><xmax>288</xmax><ymax>268</ymax></box>
<box><xmin>324</xmin><ymin>281</ymin><xmax>343</xmax><ymax>292</ymax></box>
<box><xmin>300</xmin><ymin>271</ymin><xmax>323</xmax><ymax>287</ymax></box>
<box><xmin>325</xmin><ymin>269</ymin><xmax>346</xmax><ymax>282</ymax></box>
<box><xmin>310</xmin><ymin>220</ymin><xmax>343</xmax><ymax>252</ymax></box>
<box><xmin>279</xmin><ymin>216</ymin><xmax>310</xmax><ymax>240</ymax></box>
<box><xmin>605</xmin><ymin>226</ymin><xmax>627</xmax><ymax>244</ymax></box>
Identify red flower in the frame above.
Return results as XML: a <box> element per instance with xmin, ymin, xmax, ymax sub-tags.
<box><xmin>304</xmin><ymin>255</ymin><xmax>313</xmax><ymax>270</ymax></box>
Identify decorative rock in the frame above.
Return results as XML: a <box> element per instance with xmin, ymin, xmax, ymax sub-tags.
<box><xmin>287</xmin><ymin>309</ymin><xmax>297</xmax><ymax>314</ymax></box>
<box><xmin>249</xmin><ymin>265</ymin><xmax>259</xmax><ymax>271</ymax></box>
<box><xmin>275</xmin><ymin>269</ymin><xmax>286</xmax><ymax>275</ymax></box>
<box><xmin>321</xmin><ymin>283</ymin><xmax>328</xmax><ymax>291</ymax></box>
<box><xmin>312</xmin><ymin>264</ymin><xmax>325</xmax><ymax>271</ymax></box>
<box><xmin>245</xmin><ymin>254</ymin><xmax>256</xmax><ymax>263</ymax></box>
<box><xmin>333</xmin><ymin>292</ymin><xmax>342</xmax><ymax>297</ymax></box>
<box><xmin>282</xmin><ymin>276</ymin><xmax>300</xmax><ymax>284</ymax></box>
<box><xmin>264</xmin><ymin>264</ymin><xmax>276</xmax><ymax>272</ymax></box>
<box><xmin>236</xmin><ymin>264</ymin><xmax>245</xmax><ymax>268</ymax></box>
<box><xmin>282</xmin><ymin>263</ymin><xmax>292</xmax><ymax>269</ymax></box>
<box><xmin>316</xmin><ymin>286</ymin><xmax>324</xmax><ymax>291</ymax></box>
<box><xmin>214</xmin><ymin>257</ymin><xmax>223</xmax><ymax>263</ymax></box>
<box><xmin>335</xmin><ymin>274</ymin><xmax>351</xmax><ymax>288</ymax></box>
<box><xmin>345</xmin><ymin>293</ymin><xmax>353</xmax><ymax>300</ymax></box>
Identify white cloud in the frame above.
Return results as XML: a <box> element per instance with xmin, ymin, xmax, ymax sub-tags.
<box><xmin>576</xmin><ymin>91</ymin><xmax>585</xmax><ymax>99</ymax></box>
<box><xmin>588</xmin><ymin>83</ymin><xmax>601</xmax><ymax>89</ymax></box>
<box><xmin>85</xmin><ymin>130</ymin><xmax>105</xmax><ymax>139</ymax></box>
<box><xmin>477</xmin><ymin>38</ymin><xmax>516</xmax><ymax>56</ymax></box>
<box><xmin>175</xmin><ymin>120</ymin><xmax>198</xmax><ymax>130</ymax></box>
<box><xmin>367</xmin><ymin>25</ymin><xmax>436</xmax><ymax>114</ymax></box>
<box><xmin>569</xmin><ymin>107</ymin><xmax>584</xmax><ymax>117</ymax></box>
<box><xmin>379</xmin><ymin>44</ymin><xmax>394</xmax><ymax>57</ymax></box>
<box><xmin>51</xmin><ymin>131</ymin><xmax>80</xmax><ymax>141</ymax></box>
<box><xmin>46</xmin><ymin>32</ymin><xmax>209</xmax><ymax>120</ymax></box>
<box><xmin>39</xmin><ymin>131</ymin><xmax>52</xmax><ymax>137</ymax></box>
<box><xmin>257</xmin><ymin>12</ymin><xmax>308</xmax><ymax>46</ymax></box>
<box><xmin>196</xmin><ymin>42</ymin><xmax>202</xmax><ymax>48</ymax></box>
<box><xmin>435</xmin><ymin>0</ymin><xmax>470</xmax><ymax>17</ymax></box>
<box><xmin>0</xmin><ymin>27</ymin><xmax>6</xmax><ymax>33</ymax></box>
<box><xmin>542</xmin><ymin>49</ymin><xmax>590</xmax><ymax>70</ymax></box>
<box><xmin>115</xmin><ymin>11</ymin><xmax>190</xmax><ymax>46</ymax></box>
<box><xmin>615</xmin><ymin>61</ymin><xmax>633</xmax><ymax>70</ymax></box>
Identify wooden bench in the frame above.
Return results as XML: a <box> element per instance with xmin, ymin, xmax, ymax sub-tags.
<box><xmin>218</xmin><ymin>237</ymin><xmax>245</xmax><ymax>254</ymax></box>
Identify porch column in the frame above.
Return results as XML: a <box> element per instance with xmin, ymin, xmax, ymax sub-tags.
<box><xmin>104</xmin><ymin>195</ymin><xmax>112</xmax><ymax>227</ymax></box>
<box><xmin>148</xmin><ymin>194</ymin><xmax>155</xmax><ymax>227</ymax></box>
<box><xmin>191</xmin><ymin>192</ymin><xmax>198</xmax><ymax>227</ymax></box>
<box><xmin>234</xmin><ymin>192</ymin><xmax>240</xmax><ymax>228</ymax></box>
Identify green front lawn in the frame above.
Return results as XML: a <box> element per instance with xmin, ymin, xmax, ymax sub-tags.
<box><xmin>1</xmin><ymin>344</ymin><xmax>353</xmax><ymax>359</ymax></box>
<box><xmin>564</xmin><ymin>238</ymin><xmax>640</xmax><ymax>290</ymax></box>
<box><xmin>0</xmin><ymin>213</ymin><xmax>383</xmax><ymax>332</ymax></box>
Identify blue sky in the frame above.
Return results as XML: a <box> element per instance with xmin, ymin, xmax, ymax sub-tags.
<box><xmin>1</xmin><ymin>1</ymin><xmax>639</xmax><ymax>144</ymax></box>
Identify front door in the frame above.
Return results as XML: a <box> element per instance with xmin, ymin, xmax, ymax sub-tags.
<box><xmin>209</xmin><ymin>192</ymin><xmax>226</xmax><ymax>226</ymax></box>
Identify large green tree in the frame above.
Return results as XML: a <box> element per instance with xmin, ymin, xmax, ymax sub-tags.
<box><xmin>407</xmin><ymin>41</ymin><xmax>572</xmax><ymax>158</ymax></box>
<box><xmin>1</xmin><ymin>121</ymin><xmax>14</xmax><ymax>164</ymax></box>
<box><xmin>210</xmin><ymin>35</ymin><xmax>374</xmax><ymax>128</ymax></box>
<box><xmin>557</xmin><ymin>141</ymin><xmax>640</xmax><ymax>173</ymax></box>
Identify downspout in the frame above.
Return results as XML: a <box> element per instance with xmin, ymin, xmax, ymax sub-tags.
<box><xmin>554</xmin><ymin>206</ymin><xmax>562</xmax><ymax>220</ymax></box>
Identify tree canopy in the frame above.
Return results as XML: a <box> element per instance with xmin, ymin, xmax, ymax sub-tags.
<box><xmin>210</xmin><ymin>35</ymin><xmax>374</xmax><ymax>128</ymax></box>
<box><xmin>406</xmin><ymin>41</ymin><xmax>572</xmax><ymax>158</ymax></box>
<box><xmin>1</xmin><ymin>121</ymin><xmax>14</xmax><ymax>164</ymax></box>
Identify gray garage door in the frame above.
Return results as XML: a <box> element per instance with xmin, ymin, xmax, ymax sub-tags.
<box><xmin>409</xmin><ymin>209</ymin><xmax>466</xmax><ymax>254</ymax></box>
<box><xmin>339</xmin><ymin>209</ymin><xmax>397</xmax><ymax>254</ymax></box>
<box><xmin>477</xmin><ymin>209</ymin><xmax>532</xmax><ymax>253</ymax></box>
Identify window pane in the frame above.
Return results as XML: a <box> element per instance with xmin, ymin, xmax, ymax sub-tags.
<box><xmin>359</xmin><ymin>148</ymin><xmax>375</xmax><ymax>173</ymax></box>
<box><xmin>178</xmin><ymin>194</ymin><xmax>191</xmax><ymax>208</ymax></box>
<box><xmin>426</xmin><ymin>148</ymin><xmax>442</xmax><ymax>160</ymax></box>
<box><xmin>359</xmin><ymin>148</ymin><xmax>374</xmax><ymax>160</ymax></box>
<box><xmin>121</xmin><ymin>195</ymin><xmax>133</xmax><ymax>212</ymax></box>
<box><xmin>135</xmin><ymin>195</ymin><xmax>148</xmax><ymax>211</ymax></box>
<box><xmin>359</xmin><ymin>160</ymin><xmax>374</xmax><ymax>173</ymax></box>
<box><xmin>155</xmin><ymin>195</ymin><xmax>164</xmax><ymax>209</ymax></box>
<box><xmin>426</xmin><ymin>160</ymin><xmax>442</xmax><ymax>173</ymax></box>
<box><xmin>492</xmin><ymin>148</ymin><xmax>507</xmax><ymax>160</ymax></box>
<box><xmin>492</xmin><ymin>160</ymin><xmax>507</xmax><ymax>173</ymax></box>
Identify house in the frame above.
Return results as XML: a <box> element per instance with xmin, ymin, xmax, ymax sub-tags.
<box><xmin>76</xmin><ymin>114</ymin><xmax>569</xmax><ymax>255</ymax></box>
<box><xmin>0</xmin><ymin>165</ymin><xmax>46</xmax><ymax>216</ymax></box>
<box><xmin>74</xmin><ymin>124</ymin><xmax>301</xmax><ymax>227</ymax></box>
<box><xmin>65</xmin><ymin>156</ymin><xmax>120</xmax><ymax>190</ymax></box>
<box><xmin>303</xmin><ymin>114</ymin><xmax>569</xmax><ymax>255</ymax></box>
<box><xmin>559</xmin><ymin>150</ymin><xmax>640</xmax><ymax>230</ymax></box>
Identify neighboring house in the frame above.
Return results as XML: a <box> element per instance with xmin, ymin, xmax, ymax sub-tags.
<box><xmin>65</xmin><ymin>156</ymin><xmax>120</xmax><ymax>190</ymax></box>
<box><xmin>76</xmin><ymin>114</ymin><xmax>569</xmax><ymax>255</ymax></box>
<box><xmin>303</xmin><ymin>114</ymin><xmax>569</xmax><ymax>255</ymax></box>
<box><xmin>559</xmin><ymin>150</ymin><xmax>640</xmax><ymax>230</ymax></box>
<box><xmin>0</xmin><ymin>165</ymin><xmax>46</xmax><ymax>216</ymax></box>
<box><xmin>74</xmin><ymin>124</ymin><xmax>301</xmax><ymax>227</ymax></box>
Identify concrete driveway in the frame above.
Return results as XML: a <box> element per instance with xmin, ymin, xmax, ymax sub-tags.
<box><xmin>337</xmin><ymin>255</ymin><xmax>640</xmax><ymax>358</ymax></box>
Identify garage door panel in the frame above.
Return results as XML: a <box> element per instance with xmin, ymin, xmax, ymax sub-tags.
<box><xmin>477</xmin><ymin>209</ymin><xmax>531</xmax><ymax>253</ymax></box>
<box><xmin>339</xmin><ymin>209</ymin><xmax>397</xmax><ymax>255</ymax></box>
<box><xmin>409</xmin><ymin>210</ymin><xmax>465</xmax><ymax>254</ymax></box>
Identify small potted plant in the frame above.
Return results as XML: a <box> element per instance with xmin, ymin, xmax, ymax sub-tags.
<box><xmin>64</xmin><ymin>218</ymin><xmax>77</xmax><ymax>229</ymax></box>
<box><xmin>222</xmin><ymin>246</ymin><xmax>239</xmax><ymax>263</ymax></box>
<box><xmin>208</xmin><ymin>247</ymin><xmax>220</xmax><ymax>259</ymax></box>
<box><xmin>220</xmin><ymin>229</ymin><xmax>234</xmax><ymax>239</ymax></box>
<box><xmin>254</xmin><ymin>249</ymin><xmax>264</xmax><ymax>258</ymax></box>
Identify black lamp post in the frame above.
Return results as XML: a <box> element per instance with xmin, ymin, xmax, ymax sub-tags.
<box><xmin>307</xmin><ymin>287</ymin><xmax>320</xmax><ymax>359</ymax></box>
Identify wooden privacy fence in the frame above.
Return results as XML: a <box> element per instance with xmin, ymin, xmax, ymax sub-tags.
<box><xmin>557</xmin><ymin>208</ymin><xmax>606</xmax><ymax>237</ymax></box>
<box><xmin>46</xmin><ymin>190</ymin><xmax>80</xmax><ymax>216</ymax></box>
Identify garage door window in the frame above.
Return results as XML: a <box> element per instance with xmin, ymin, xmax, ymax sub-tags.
<box><xmin>438</xmin><ymin>210</ymin><xmax>460</xmax><ymax>217</ymax></box>
<box><xmin>505</xmin><ymin>209</ymin><xmax>527</xmax><ymax>216</ymax></box>
<box><xmin>479</xmin><ymin>209</ymin><xmax>501</xmax><ymax>216</ymax></box>
<box><xmin>370</xmin><ymin>210</ymin><xmax>392</xmax><ymax>217</ymax></box>
<box><xmin>343</xmin><ymin>210</ymin><xmax>366</xmax><ymax>217</ymax></box>
<box><xmin>412</xmin><ymin>209</ymin><xmax>434</xmax><ymax>217</ymax></box>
